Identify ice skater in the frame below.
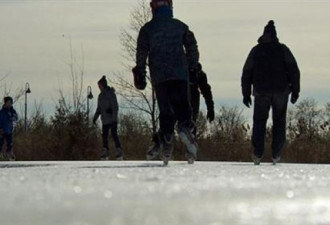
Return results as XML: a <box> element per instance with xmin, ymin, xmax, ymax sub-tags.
<box><xmin>0</xmin><ymin>97</ymin><xmax>18</xmax><ymax>161</ymax></box>
<box><xmin>241</xmin><ymin>20</ymin><xmax>300</xmax><ymax>165</ymax></box>
<box><xmin>133</xmin><ymin>0</ymin><xmax>201</xmax><ymax>165</ymax></box>
<box><xmin>147</xmin><ymin>63</ymin><xmax>214</xmax><ymax>161</ymax></box>
<box><xmin>93</xmin><ymin>76</ymin><xmax>123</xmax><ymax>160</ymax></box>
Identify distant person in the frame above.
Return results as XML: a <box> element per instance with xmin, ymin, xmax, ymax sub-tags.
<box><xmin>133</xmin><ymin>0</ymin><xmax>200</xmax><ymax>165</ymax></box>
<box><xmin>0</xmin><ymin>97</ymin><xmax>18</xmax><ymax>161</ymax></box>
<box><xmin>93</xmin><ymin>76</ymin><xmax>122</xmax><ymax>160</ymax></box>
<box><xmin>241</xmin><ymin>20</ymin><xmax>300</xmax><ymax>165</ymax></box>
<box><xmin>147</xmin><ymin>63</ymin><xmax>214</xmax><ymax>160</ymax></box>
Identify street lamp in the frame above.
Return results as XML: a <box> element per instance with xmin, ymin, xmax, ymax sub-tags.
<box><xmin>25</xmin><ymin>83</ymin><xmax>31</xmax><ymax>131</ymax></box>
<box><xmin>87</xmin><ymin>86</ymin><xmax>93</xmax><ymax>122</ymax></box>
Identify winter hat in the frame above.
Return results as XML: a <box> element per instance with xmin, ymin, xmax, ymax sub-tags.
<box><xmin>150</xmin><ymin>0</ymin><xmax>173</xmax><ymax>10</ymax></box>
<box><xmin>98</xmin><ymin>75</ymin><xmax>108</xmax><ymax>88</ymax></box>
<box><xmin>4</xmin><ymin>96</ymin><xmax>13</xmax><ymax>104</ymax></box>
<box><xmin>263</xmin><ymin>20</ymin><xmax>277</xmax><ymax>37</ymax></box>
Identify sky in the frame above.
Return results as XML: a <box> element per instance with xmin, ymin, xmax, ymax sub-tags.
<box><xmin>0</xmin><ymin>0</ymin><xmax>329</xmax><ymax>117</ymax></box>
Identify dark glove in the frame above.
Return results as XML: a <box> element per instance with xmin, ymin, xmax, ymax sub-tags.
<box><xmin>207</xmin><ymin>108</ymin><xmax>215</xmax><ymax>122</ymax></box>
<box><xmin>132</xmin><ymin>66</ymin><xmax>147</xmax><ymax>90</ymax></box>
<box><xmin>243</xmin><ymin>96</ymin><xmax>252</xmax><ymax>108</ymax></box>
<box><xmin>291</xmin><ymin>92</ymin><xmax>299</xmax><ymax>104</ymax></box>
<box><xmin>106</xmin><ymin>108</ymin><xmax>112</xmax><ymax>114</ymax></box>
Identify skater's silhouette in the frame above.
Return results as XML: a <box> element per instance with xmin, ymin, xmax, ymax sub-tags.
<box><xmin>241</xmin><ymin>20</ymin><xmax>300</xmax><ymax>165</ymax></box>
<box><xmin>133</xmin><ymin>0</ymin><xmax>201</xmax><ymax>165</ymax></box>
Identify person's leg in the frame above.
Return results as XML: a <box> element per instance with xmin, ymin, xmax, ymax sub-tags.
<box><xmin>110</xmin><ymin>123</ymin><xmax>121</xmax><ymax>149</ymax></box>
<box><xmin>169</xmin><ymin>80</ymin><xmax>198</xmax><ymax>163</ymax></box>
<box><xmin>101</xmin><ymin>124</ymin><xmax>110</xmax><ymax>159</ymax></box>
<box><xmin>110</xmin><ymin>123</ymin><xmax>123</xmax><ymax>160</ymax></box>
<box><xmin>252</xmin><ymin>94</ymin><xmax>271</xmax><ymax>159</ymax></box>
<box><xmin>6</xmin><ymin>133</ymin><xmax>13</xmax><ymax>153</ymax></box>
<box><xmin>5</xmin><ymin>133</ymin><xmax>15</xmax><ymax>161</ymax></box>
<box><xmin>190</xmin><ymin>85</ymin><xmax>200</xmax><ymax>136</ymax></box>
<box><xmin>271</xmin><ymin>93</ymin><xmax>289</xmax><ymax>160</ymax></box>
<box><xmin>155</xmin><ymin>82</ymin><xmax>175</xmax><ymax>165</ymax></box>
<box><xmin>147</xmin><ymin>132</ymin><xmax>161</xmax><ymax>160</ymax></box>
<box><xmin>155</xmin><ymin>82</ymin><xmax>176</xmax><ymax>136</ymax></box>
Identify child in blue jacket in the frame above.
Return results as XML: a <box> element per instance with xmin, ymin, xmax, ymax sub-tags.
<box><xmin>0</xmin><ymin>97</ymin><xmax>18</xmax><ymax>161</ymax></box>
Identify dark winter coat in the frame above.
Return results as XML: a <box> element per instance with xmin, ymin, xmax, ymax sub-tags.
<box><xmin>190</xmin><ymin>70</ymin><xmax>214</xmax><ymax>119</ymax></box>
<box><xmin>136</xmin><ymin>6</ymin><xmax>199</xmax><ymax>85</ymax></box>
<box><xmin>241</xmin><ymin>34</ymin><xmax>300</xmax><ymax>97</ymax></box>
<box><xmin>0</xmin><ymin>105</ymin><xmax>18</xmax><ymax>134</ymax></box>
<box><xmin>93</xmin><ymin>87</ymin><xmax>119</xmax><ymax>125</ymax></box>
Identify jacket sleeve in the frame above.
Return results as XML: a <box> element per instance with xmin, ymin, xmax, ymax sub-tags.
<box><xmin>136</xmin><ymin>25</ymin><xmax>149</xmax><ymax>70</ymax></box>
<box><xmin>93</xmin><ymin>96</ymin><xmax>101</xmax><ymax>121</ymax></box>
<box><xmin>183</xmin><ymin>28</ymin><xmax>200</xmax><ymax>69</ymax></box>
<box><xmin>11</xmin><ymin>109</ymin><xmax>18</xmax><ymax>122</ymax></box>
<box><xmin>198</xmin><ymin>70</ymin><xmax>214</xmax><ymax>111</ymax></box>
<box><xmin>110</xmin><ymin>92</ymin><xmax>119</xmax><ymax>116</ymax></box>
<box><xmin>241</xmin><ymin>47</ymin><xmax>256</xmax><ymax>97</ymax></box>
<box><xmin>282</xmin><ymin>44</ymin><xmax>300</xmax><ymax>94</ymax></box>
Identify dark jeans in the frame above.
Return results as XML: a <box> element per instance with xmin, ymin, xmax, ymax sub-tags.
<box><xmin>102</xmin><ymin>123</ymin><xmax>121</xmax><ymax>150</ymax></box>
<box><xmin>0</xmin><ymin>133</ymin><xmax>13</xmax><ymax>153</ymax></box>
<box><xmin>155</xmin><ymin>80</ymin><xmax>192</xmax><ymax>136</ymax></box>
<box><xmin>252</xmin><ymin>92</ymin><xmax>289</xmax><ymax>158</ymax></box>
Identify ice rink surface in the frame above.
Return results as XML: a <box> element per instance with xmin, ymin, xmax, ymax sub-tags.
<box><xmin>0</xmin><ymin>161</ymin><xmax>329</xmax><ymax>225</ymax></box>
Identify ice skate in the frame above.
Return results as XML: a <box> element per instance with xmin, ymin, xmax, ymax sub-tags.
<box><xmin>100</xmin><ymin>148</ymin><xmax>110</xmax><ymax>160</ymax></box>
<box><xmin>162</xmin><ymin>134</ymin><xmax>173</xmax><ymax>166</ymax></box>
<box><xmin>272</xmin><ymin>156</ymin><xmax>281</xmax><ymax>165</ymax></box>
<box><xmin>252</xmin><ymin>154</ymin><xmax>261</xmax><ymax>165</ymax></box>
<box><xmin>146</xmin><ymin>144</ymin><xmax>161</xmax><ymax>161</ymax></box>
<box><xmin>6</xmin><ymin>151</ymin><xmax>16</xmax><ymax>161</ymax></box>
<box><xmin>179</xmin><ymin>127</ymin><xmax>198</xmax><ymax>163</ymax></box>
<box><xmin>115</xmin><ymin>148</ymin><xmax>123</xmax><ymax>161</ymax></box>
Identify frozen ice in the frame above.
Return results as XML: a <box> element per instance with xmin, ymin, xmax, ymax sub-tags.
<box><xmin>0</xmin><ymin>161</ymin><xmax>329</xmax><ymax>225</ymax></box>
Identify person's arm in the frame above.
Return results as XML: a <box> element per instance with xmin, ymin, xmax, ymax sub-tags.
<box><xmin>11</xmin><ymin>109</ymin><xmax>18</xmax><ymax>122</ymax></box>
<box><xmin>93</xmin><ymin>96</ymin><xmax>101</xmax><ymax>124</ymax></box>
<box><xmin>183</xmin><ymin>28</ymin><xmax>200</xmax><ymax>70</ymax></box>
<box><xmin>241</xmin><ymin>47</ymin><xmax>256</xmax><ymax>98</ymax></box>
<box><xmin>136</xmin><ymin>26</ymin><xmax>149</xmax><ymax>72</ymax></box>
<box><xmin>198</xmin><ymin>71</ymin><xmax>214</xmax><ymax>122</ymax></box>
<box><xmin>282</xmin><ymin>44</ymin><xmax>300</xmax><ymax>94</ymax></box>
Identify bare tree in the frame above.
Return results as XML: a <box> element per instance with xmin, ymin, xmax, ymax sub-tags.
<box><xmin>57</xmin><ymin>38</ymin><xmax>85</xmax><ymax>114</ymax></box>
<box><xmin>113</xmin><ymin>0</ymin><xmax>158</xmax><ymax>134</ymax></box>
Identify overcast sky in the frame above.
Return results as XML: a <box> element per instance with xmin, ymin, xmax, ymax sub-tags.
<box><xmin>0</xmin><ymin>0</ymin><xmax>329</xmax><ymax>116</ymax></box>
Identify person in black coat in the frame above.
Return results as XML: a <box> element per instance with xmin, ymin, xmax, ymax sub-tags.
<box><xmin>241</xmin><ymin>20</ymin><xmax>300</xmax><ymax>165</ymax></box>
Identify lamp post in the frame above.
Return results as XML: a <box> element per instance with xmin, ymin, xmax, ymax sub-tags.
<box><xmin>87</xmin><ymin>86</ymin><xmax>94</xmax><ymax>122</ymax></box>
<box><xmin>24</xmin><ymin>83</ymin><xmax>31</xmax><ymax>131</ymax></box>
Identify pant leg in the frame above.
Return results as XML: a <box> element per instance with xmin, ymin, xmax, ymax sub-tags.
<box><xmin>271</xmin><ymin>93</ymin><xmax>289</xmax><ymax>158</ymax></box>
<box><xmin>168</xmin><ymin>80</ymin><xmax>193</xmax><ymax>130</ymax></box>
<box><xmin>102</xmin><ymin>124</ymin><xmax>110</xmax><ymax>150</ymax></box>
<box><xmin>5</xmin><ymin>133</ymin><xmax>13</xmax><ymax>152</ymax></box>
<box><xmin>190</xmin><ymin>84</ymin><xmax>200</xmax><ymax>136</ymax></box>
<box><xmin>252</xmin><ymin>94</ymin><xmax>271</xmax><ymax>158</ymax></box>
<box><xmin>155</xmin><ymin>82</ymin><xmax>176</xmax><ymax>135</ymax></box>
<box><xmin>0</xmin><ymin>135</ymin><xmax>4</xmax><ymax>153</ymax></box>
<box><xmin>110</xmin><ymin>123</ymin><xmax>122</xmax><ymax>149</ymax></box>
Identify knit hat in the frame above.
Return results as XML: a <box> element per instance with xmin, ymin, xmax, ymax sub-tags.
<box><xmin>98</xmin><ymin>75</ymin><xmax>108</xmax><ymax>88</ymax></box>
<box><xmin>150</xmin><ymin>0</ymin><xmax>173</xmax><ymax>12</ymax></box>
<box><xmin>4</xmin><ymin>96</ymin><xmax>13</xmax><ymax>104</ymax></box>
<box><xmin>263</xmin><ymin>20</ymin><xmax>277</xmax><ymax>37</ymax></box>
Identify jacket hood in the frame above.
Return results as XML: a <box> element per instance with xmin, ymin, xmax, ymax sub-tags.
<box><xmin>153</xmin><ymin>5</ymin><xmax>173</xmax><ymax>18</ymax></box>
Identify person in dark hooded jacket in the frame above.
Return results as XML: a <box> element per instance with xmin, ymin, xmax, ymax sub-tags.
<box><xmin>93</xmin><ymin>76</ymin><xmax>122</xmax><ymax>160</ymax></box>
<box><xmin>133</xmin><ymin>0</ymin><xmax>201</xmax><ymax>165</ymax></box>
<box><xmin>241</xmin><ymin>20</ymin><xmax>300</xmax><ymax>165</ymax></box>
<box><xmin>0</xmin><ymin>97</ymin><xmax>18</xmax><ymax>161</ymax></box>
